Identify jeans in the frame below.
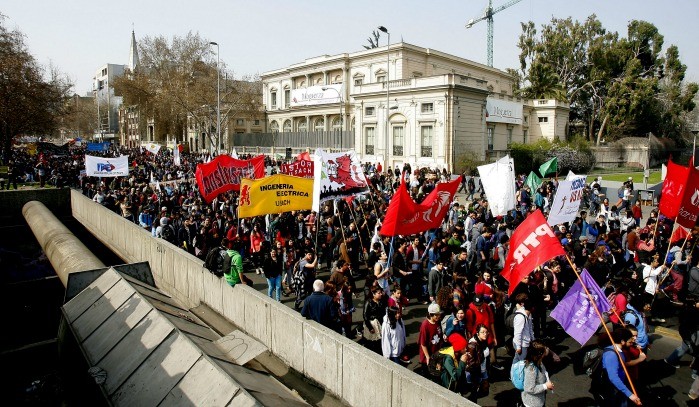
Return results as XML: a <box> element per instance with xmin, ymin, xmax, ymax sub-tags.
<box><xmin>513</xmin><ymin>347</ymin><xmax>528</xmax><ymax>364</ymax></box>
<box><xmin>266</xmin><ymin>275</ymin><xmax>282</xmax><ymax>301</ymax></box>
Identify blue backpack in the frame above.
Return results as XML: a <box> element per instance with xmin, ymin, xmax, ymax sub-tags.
<box><xmin>510</xmin><ymin>360</ymin><xmax>526</xmax><ymax>391</ymax></box>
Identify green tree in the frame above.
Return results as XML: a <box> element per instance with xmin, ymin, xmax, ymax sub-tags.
<box><xmin>363</xmin><ymin>30</ymin><xmax>381</xmax><ymax>50</ymax></box>
<box><xmin>0</xmin><ymin>14</ymin><xmax>72</xmax><ymax>161</ymax></box>
<box><xmin>513</xmin><ymin>16</ymin><xmax>697</xmax><ymax>144</ymax></box>
<box><xmin>113</xmin><ymin>32</ymin><xmax>261</xmax><ymax>147</ymax></box>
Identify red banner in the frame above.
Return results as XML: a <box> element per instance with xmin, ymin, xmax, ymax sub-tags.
<box><xmin>659</xmin><ymin>159</ymin><xmax>690</xmax><ymax>219</ymax></box>
<box><xmin>380</xmin><ymin>176</ymin><xmax>461</xmax><ymax>237</ymax></box>
<box><xmin>677</xmin><ymin>165</ymin><xmax>699</xmax><ymax>229</ymax></box>
<box><xmin>195</xmin><ymin>155</ymin><xmax>265</xmax><ymax>203</ymax></box>
<box><xmin>500</xmin><ymin>210</ymin><xmax>566</xmax><ymax>294</ymax></box>
<box><xmin>297</xmin><ymin>151</ymin><xmax>311</xmax><ymax>161</ymax></box>
<box><xmin>280</xmin><ymin>159</ymin><xmax>314</xmax><ymax>178</ymax></box>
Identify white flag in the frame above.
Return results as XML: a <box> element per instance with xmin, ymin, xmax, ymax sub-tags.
<box><xmin>144</xmin><ymin>142</ymin><xmax>161</xmax><ymax>155</ymax></box>
<box><xmin>565</xmin><ymin>170</ymin><xmax>586</xmax><ymax>181</ymax></box>
<box><xmin>230</xmin><ymin>148</ymin><xmax>239</xmax><ymax>159</ymax></box>
<box><xmin>547</xmin><ymin>178</ymin><xmax>586</xmax><ymax>226</ymax></box>
<box><xmin>477</xmin><ymin>155</ymin><xmax>516</xmax><ymax>217</ymax></box>
<box><xmin>173</xmin><ymin>145</ymin><xmax>181</xmax><ymax>166</ymax></box>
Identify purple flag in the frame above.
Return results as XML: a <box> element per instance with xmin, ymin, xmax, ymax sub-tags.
<box><xmin>550</xmin><ymin>269</ymin><xmax>611</xmax><ymax>346</ymax></box>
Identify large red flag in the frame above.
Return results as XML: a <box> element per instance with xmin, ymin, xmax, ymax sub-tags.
<box><xmin>659</xmin><ymin>159</ymin><xmax>690</xmax><ymax>219</ymax></box>
<box><xmin>501</xmin><ymin>210</ymin><xmax>566</xmax><ymax>294</ymax></box>
<box><xmin>380</xmin><ymin>176</ymin><xmax>461</xmax><ymax>237</ymax></box>
<box><xmin>296</xmin><ymin>151</ymin><xmax>311</xmax><ymax>161</ymax></box>
<box><xmin>677</xmin><ymin>165</ymin><xmax>699</xmax><ymax>229</ymax></box>
<box><xmin>195</xmin><ymin>155</ymin><xmax>265</xmax><ymax>203</ymax></box>
<box><xmin>670</xmin><ymin>225</ymin><xmax>690</xmax><ymax>244</ymax></box>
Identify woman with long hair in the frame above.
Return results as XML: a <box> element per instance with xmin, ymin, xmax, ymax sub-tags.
<box><xmin>521</xmin><ymin>339</ymin><xmax>554</xmax><ymax>407</ymax></box>
<box><xmin>381</xmin><ymin>306</ymin><xmax>406</xmax><ymax>363</ymax></box>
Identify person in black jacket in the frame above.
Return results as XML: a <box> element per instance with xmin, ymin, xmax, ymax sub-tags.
<box><xmin>301</xmin><ymin>280</ymin><xmax>337</xmax><ymax>329</ymax></box>
<box><xmin>263</xmin><ymin>249</ymin><xmax>285</xmax><ymax>301</ymax></box>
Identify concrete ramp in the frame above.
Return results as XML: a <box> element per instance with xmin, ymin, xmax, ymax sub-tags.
<box><xmin>61</xmin><ymin>267</ymin><xmax>308</xmax><ymax>406</ymax></box>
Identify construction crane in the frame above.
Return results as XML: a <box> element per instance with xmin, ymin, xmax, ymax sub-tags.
<box><xmin>465</xmin><ymin>0</ymin><xmax>524</xmax><ymax>67</ymax></box>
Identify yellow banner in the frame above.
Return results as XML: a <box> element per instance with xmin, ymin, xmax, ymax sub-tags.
<box><xmin>238</xmin><ymin>173</ymin><xmax>314</xmax><ymax>218</ymax></box>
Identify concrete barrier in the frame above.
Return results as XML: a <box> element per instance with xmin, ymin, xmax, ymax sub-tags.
<box><xmin>70</xmin><ymin>189</ymin><xmax>479</xmax><ymax>407</ymax></box>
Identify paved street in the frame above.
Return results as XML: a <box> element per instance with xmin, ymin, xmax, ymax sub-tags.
<box><xmin>241</xmin><ymin>185</ymin><xmax>696</xmax><ymax>406</ymax></box>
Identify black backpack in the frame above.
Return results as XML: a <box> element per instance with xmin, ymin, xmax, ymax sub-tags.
<box><xmin>204</xmin><ymin>247</ymin><xmax>227</xmax><ymax>277</ymax></box>
<box><xmin>427</xmin><ymin>350</ymin><xmax>448</xmax><ymax>377</ymax></box>
<box><xmin>584</xmin><ymin>347</ymin><xmax>614</xmax><ymax>399</ymax></box>
<box><xmin>161</xmin><ymin>225</ymin><xmax>176</xmax><ymax>243</ymax></box>
<box><xmin>505</xmin><ymin>310</ymin><xmax>526</xmax><ymax>336</ymax></box>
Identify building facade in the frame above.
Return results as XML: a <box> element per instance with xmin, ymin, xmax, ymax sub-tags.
<box><xmin>261</xmin><ymin>42</ymin><xmax>569</xmax><ymax>171</ymax></box>
<box><xmin>93</xmin><ymin>63</ymin><xmax>125</xmax><ymax>141</ymax></box>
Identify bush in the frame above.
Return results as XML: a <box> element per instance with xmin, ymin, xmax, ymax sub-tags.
<box><xmin>510</xmin><ymin>138</ymin><xmax>595</xmax><ymax>175</ymax></box>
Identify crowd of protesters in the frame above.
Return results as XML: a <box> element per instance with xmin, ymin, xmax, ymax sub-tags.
<box><xmin>3</xmin><ymin>141</ymin><xmax>699</xmax><ymax>406</ymax></box>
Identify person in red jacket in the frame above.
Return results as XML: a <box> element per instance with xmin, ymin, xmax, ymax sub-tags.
<box><xmin>466</xmin><ymin>295</ymin><xmax>502</xmax><ymax>371</ymax></box>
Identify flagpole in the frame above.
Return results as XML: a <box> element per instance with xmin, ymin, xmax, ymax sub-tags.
<box><xmin>347</xmin><ymin>198</ymin><xmax>371</xmax><ymax>271</ymax></box>
<box><xmin>656</xmin><ymin>229</ymin><xmax>691</xmax><ymax>291</ymax></box>
<box><xmin>563</xmin><ymin>255</ymin><xmax>639</xmax><ymax>399</ymax></box>
<box><xmin>690</xmin><ymin>234</ymin><xmax>698</xmax><ymax>258</ymax></box>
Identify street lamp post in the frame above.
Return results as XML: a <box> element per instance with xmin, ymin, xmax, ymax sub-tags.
<box><xmin>210</xmin><ymin>42</ymin><xmax>221</xmax><ymax>155</ymax></box>
<box><xmin>378</xmin><ymin>26</ymin><xmax>390</xmax><ymax>169</ymax></box>
<box><xmin>322</xmin><ymin>86</ymin><xmax>343</xmax><ymax>148</ymax></box>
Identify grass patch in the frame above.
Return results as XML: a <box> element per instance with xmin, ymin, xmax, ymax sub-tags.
<box><xmin>587</xmin><ymin>170</ymin><xmax>661</xmax><ymax>184</ymax></box>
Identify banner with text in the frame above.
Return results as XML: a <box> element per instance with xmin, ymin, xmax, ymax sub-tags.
<box><xmin>238</xmin><ymin>174</ymin><xmax>314</xmax><ymax>218</ymax></box>
<box><xmin>195</xmin><ymin>155</ymin><xmax>266</xmax><ymax>203</ymax></box>
<box><xmin>85</xmin><ymin>155</ymin><xmax>129</xmax><ymax>177</ymax></box>
<box><xmin>290</xmin><ymin>84</ymin><xmax>343</xmax><ymax>107</ymax></box>
<box><xmin>485</xmin><ymin>97</ymin><xmax>523</xmax><ymax>125</ymax></box>
<box><xmin>280</xmin><ymin>159</ymin><xmax>314</xmax><ymax>178</ymax></box>
<box><xmin>547</xmin><ymin>178</ymin><xmax>586</xmax><ymax>226</ymax></box>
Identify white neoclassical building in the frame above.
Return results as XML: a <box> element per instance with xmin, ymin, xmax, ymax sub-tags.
<box><xmin>261</xmin><ymin>42</ymin><xmax>569</xmax><ymax>171</ymax></box>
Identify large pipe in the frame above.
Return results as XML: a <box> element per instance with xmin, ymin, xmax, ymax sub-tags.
<box><xmin>22</xmin><ymin>201</ymin><xmax>104</xmax><ymax>288</ymax></box>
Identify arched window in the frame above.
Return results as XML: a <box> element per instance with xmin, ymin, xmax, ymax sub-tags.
<box><xmin>332</xmin><ymin>117</ymin><xmax>342</xmax><ymax>130</ymax></box>
<box><xmin>270</xmin><ymin>120</ymin><xmax>279</xmax><ymax>132</ymax></box>
<box><xmin>283</xmin><ymin>119</ymin><xmax>292</xmax><ymax>132</ymax></box>
<box><xmin>298</xmin><ymin>119</ymin><xmax>307</xmax><ymax>132</ymax></box>
<box><xmin>314</xmin><ymin>118</ymin><xmax>325</xmax><ymax>131</ymax></box>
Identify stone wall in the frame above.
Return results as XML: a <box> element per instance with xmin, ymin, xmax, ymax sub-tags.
<box><xmin>69</xmin><ymin>189</ymin><xmax>476</xmax><ymax>407</ymax></box>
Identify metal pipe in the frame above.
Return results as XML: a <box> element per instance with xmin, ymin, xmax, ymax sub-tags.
<box><xmin>22</xmin><ymin>201</ymin><xmax>104</xmax><ymax>288</ymax></box>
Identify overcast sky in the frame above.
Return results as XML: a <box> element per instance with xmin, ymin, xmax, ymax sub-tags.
<box><xmin>3</xmin><ymin>0</ymin><xmax>698</xmax><ymax>95</ymax></box>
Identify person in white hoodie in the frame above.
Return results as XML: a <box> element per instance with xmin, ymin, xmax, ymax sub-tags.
<box><xmin>381</xmin><ymin>306</ymin><xmax>406</xmax><ymax>363</ymax></box>
<box><xmin>642</xmin><ymin>254</ymin><xmax>669</xmax><ymax>323</ymax></box>
<box><xmin>512</xmin><ymin>292</ymin><xmax>535</xmax><ymax>364</ymax></box>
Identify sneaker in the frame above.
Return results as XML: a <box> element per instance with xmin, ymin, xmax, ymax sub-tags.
<box><xmin>664</xmin><ymin>359</ymin><xmax>680</xmax><ymax>369</ymax></box>
<box><xmin>651</xmin><ymin>317</ymin><xmax>667</xmax><ymax>324</ymax></box>
<box><xmin>491</xmin><ymin>363</ymin><xmax>505</xmax><ymax>371</ymax></box>
<box><xmin>400</xmin><ymin>355</ymin><xmax>411</xmax><ymax>363</ymax></box>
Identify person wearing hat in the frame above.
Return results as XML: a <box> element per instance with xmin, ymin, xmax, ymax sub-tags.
<box><xmin>418</xmin><ymin>303</ymin><xmax>444</xmax><ymax>377</ymax></box>
<box><xmin>436</xmin><ymin>333</ymin><xmax>476</xmax><ymax>391</ymax></box>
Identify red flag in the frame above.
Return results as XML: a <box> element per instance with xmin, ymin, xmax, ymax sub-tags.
<box><xmin>671</xmin><ymin>225</ymin><xmax>690</xmax><ymax>244</ymax></box>
<box><xmin>659</xmin><ymin>159</ymin><xmax>690</xmax><ymax>218</ymax></box>
<box><xmin>677</xmin><ymin>165</ymin><xmax>699</xmax><ymax>229</ymax></box>
<box><xmin>194</xmin><ymin>155</ymin><xmax>266</xmax><ymax>203</ymax></box>
<box><xmin>380</xmin><ymin>176</ymin><xmax>461</xmax><ymax>237</ymax></box>
<box><xmin>501</xmin><ymin>210</ymin><xmax>566</xmax><ymax>294</ymax></box>
<box><xmin>296</xmin><ymin>151</ymin><xmax>311</xmax><ymax>161</ymax></box>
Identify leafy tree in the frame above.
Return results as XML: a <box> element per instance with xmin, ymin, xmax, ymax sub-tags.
<box><xmin>0</xmin><ymin>14</ymin><xmax>72</xmax><ymax>161</ymax></box>
<box><xmin>363</xmin><ymin>30</ymin><xmax>381</xmax><ymax>50</ymax></box>
<box><xmin>513</xmin><ymin>16</ymin><xmax>698</xmax><ymax>144</ymax></box>
<box><xmin>113</xmin><ymin>32</ymin><xmax>261</xmax><ymax>147</ymax></box>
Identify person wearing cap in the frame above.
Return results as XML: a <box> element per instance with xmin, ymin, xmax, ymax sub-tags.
<box><xmin>418</xmin><ymin>303</ymin><xmax>444</xmax><ymax>377</ymax></box>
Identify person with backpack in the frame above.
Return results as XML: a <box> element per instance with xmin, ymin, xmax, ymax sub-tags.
<box><xmin>592</xmin><ymin>327</ymin><xmax>642</xmax><ymax>407</ymax></box>
<box><xmin>519</xmin><ymin>339</ymin><xmax>554</xmax><ymax>407</ymax></box>
<box><xmin>204</xmin><ymin>238</ymin><xmax>229</xmax><ymax>277</ymax></box>
<box><xmin>293</xmin><ymin>249</ymin><xmax>318</xmax><ymax>310</ymax></box>
<box><xmin>511</xmin><ymin>292</ymin><xmax>534</xmax><ymax>364</ymax></box>
<box><xmin>418</xmin><ymin>303</ymin><xmax>444</xmax><ymax>377</ymax></box>
<box><xmin>223</xmin><ymin>239</ymin><xmax>249</xmax><ymax>288</ymax></box>
<box><xmin>431</xmin><ymin>333</ymin><xmax>475</xmax><ymax>393</ymax></box>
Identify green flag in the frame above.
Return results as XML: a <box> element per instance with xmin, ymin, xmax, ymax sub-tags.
<box><xmin>539</xmin><ymin>157</ymin><xmax>558</xmax><ymax>177</ymax></box>
<box><xmin>525</xmin><ymin>171</ymin><xmax>542</xmax><ymax>192</ymax></box>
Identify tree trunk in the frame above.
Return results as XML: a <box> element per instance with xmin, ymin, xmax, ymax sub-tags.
<box><xmin>596</xmin><ymin>115</ymin><xmax>609</xmax><ymax>146</ymax></box>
